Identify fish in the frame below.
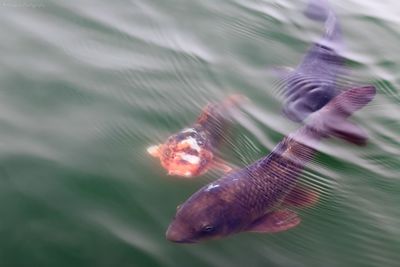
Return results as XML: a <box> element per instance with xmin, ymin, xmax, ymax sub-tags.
<box><xmin>280</xmin><ymin>0</ymin><xmax>346</xmax><ymax>122</ymax></box>
<box><xmin>166</xmin><ymin>85</ymin><xmax>375</xmax><ymax>243</ymax></box>
<box><xmin>148</xmin><ymin>95</ymin><xmax>245</xmax><ymax>178</ymax></box>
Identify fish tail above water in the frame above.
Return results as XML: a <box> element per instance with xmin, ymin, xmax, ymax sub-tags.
<box><xmin>304</xmin><ymin>0</ymin><xmax>341</xmax><ymax>46</ymax></box>
<box><xmin>280</xmin><ymin>0</ymin><xmax>345</xmax><ymax>123</ymax></box>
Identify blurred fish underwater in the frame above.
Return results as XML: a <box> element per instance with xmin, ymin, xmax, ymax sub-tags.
<box><xmin>0</xmin><ymin>0</ymin><xmax>399</xmax><ymax>267</ymax></box>
<box><xmin>147</xmin><ymin>95</ymin><xmax>244</xmax><ymax>178</ymax></box>
<box><xmin>166</xmin><ymin>86</ymin><xmax>376</xmax><ymax>244</ymax></box>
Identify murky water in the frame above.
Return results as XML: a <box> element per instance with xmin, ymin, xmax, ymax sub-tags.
<box><xmin>1</xmin><ymin>0</ymin><xmax>399</xmax><ymax>266</ymax></box>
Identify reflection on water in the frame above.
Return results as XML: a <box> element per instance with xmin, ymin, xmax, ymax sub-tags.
<box><xmin>0</xmin><ymin>0</ymin><xmax>399</xmax><ymax>266</ymax></box>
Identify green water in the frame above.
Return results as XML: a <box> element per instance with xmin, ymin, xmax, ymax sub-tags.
<box><xmin>1</xmin><ymin>0</ymin><xmax>399</xmax><ymax>266</ymax></box>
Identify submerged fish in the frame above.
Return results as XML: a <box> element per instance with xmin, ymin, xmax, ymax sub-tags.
<box><xmin>148</xmin><ymin>95</ymin><xmax>244</xmax><ymax>178</ymax></box>
<box><xmin>281</xmin><ymin>0</ymin><xmax>345</xmax><ymax>122</ymax></box>
<box><xmin>166</xmin><ymin>86</ymin><xmax>375</xmax><ymax>243</ymax></box>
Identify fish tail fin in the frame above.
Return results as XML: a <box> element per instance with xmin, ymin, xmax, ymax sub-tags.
<box><xmin>304</xmin><ymin>0</ymin><xmax>330</xmax><ymax>22</ymax></box>
<box><xmin>311</xmin><ymin>86</ymin><xmax>376</xmax><ymax>146</ymax></box>
<box><xmin>304</xmin><ymin>0</ymin><xmax>341</xmax><ymax>44</ymax></box>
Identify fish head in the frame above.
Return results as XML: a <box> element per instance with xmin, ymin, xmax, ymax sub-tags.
<box><xmin>166</xmin><ymin>180</ymin><xmax>245</xmax><ymax>243</ymax></box>
<box><xmin>148</xmin><ymin>128</ymin><xmax>213</xmax><ymax>177</ymax></box>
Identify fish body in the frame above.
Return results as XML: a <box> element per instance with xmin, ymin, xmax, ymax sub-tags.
<box><xmin>282</xmin><ymin>0</ymin><xmax>345</xmax><ymax>122</ymax></box>
<box><xmin>166</xmin><ymin>86</ymin><xmax>375</xmax><ymax>243</ymax></box>
<box><xmin>148</xmin><ymin>95</ymin><xmax>243</xmax><ymax>177</ymax></box>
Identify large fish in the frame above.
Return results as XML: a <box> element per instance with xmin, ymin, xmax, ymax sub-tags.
<box><xmin>281</xmin><ymin>0</ymin><xmax>345</xmax><ymax>122</ymax></box>
<box><xmin>148</xmin><ymin>95</ymin><xmax>244</xmax><ymax>178</ymax></box>
<box><xmin>166</xmin><ymin>86</ymin><xmax>375</xmax><ymax>243</ymax></box>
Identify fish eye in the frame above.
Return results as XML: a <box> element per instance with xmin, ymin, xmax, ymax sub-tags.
<box><xmin>201</xmin><ymin>225</ymin><xmax>216</xmax><ymax>234</ymax></box>
<box><xmin>176</xmin><ymin>204</ymin><xmax>182</xmax><ymax>211</ymax></box>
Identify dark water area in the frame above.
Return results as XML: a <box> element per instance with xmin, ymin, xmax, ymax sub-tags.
<box><xmin>1</xmin><ymin>0</ymin><xmax>400</xmax><ymax>266</ymax></box>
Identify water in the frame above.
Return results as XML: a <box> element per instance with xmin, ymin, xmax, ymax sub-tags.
<box><xmin>1</xmin><ymin>0</ymin><xmax>399</xmax><ymax>266</ymax></box>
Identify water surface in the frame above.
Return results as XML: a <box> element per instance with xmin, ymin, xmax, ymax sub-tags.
<box><xmin>0</xmin><ymin>0</ymin><xmax>399</xmax><ymax>266</ymax></box>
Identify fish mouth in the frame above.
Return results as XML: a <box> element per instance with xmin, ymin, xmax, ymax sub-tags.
<box><xmin>168</xmin><ymin>238</ymin><xmax>197</xmax><ymax>244</ymax></box>
<box><xmin>165</xmin><ymin>226</ymin><xmax>197</xmax><ymax>244</ymax></box>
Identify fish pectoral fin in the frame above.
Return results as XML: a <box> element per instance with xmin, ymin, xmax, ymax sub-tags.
<box><xmin>147</xmin><ymin>145</ymin><xmax>162</xmax><ymax>158</ymax></box>
<box><xmin>325</xmin><ymin>119</ymin><xmax>368</xmax><ymax>146</ymax></box>
<box><xmin>283</xmin><ymin>185</ymin><xmax>319</xmax><ymax>208</ymax></box>
<box><xmin>246</xmin><ymin>209</ymin><xmax>301</xmax><ymax>233</ymax></box>
<box><xmin>211</xmin><ymin>158</ymin><xmax>233</xmax><ymax>173</ymax></box>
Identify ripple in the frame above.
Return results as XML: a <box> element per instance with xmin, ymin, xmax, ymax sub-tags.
<box><xmin>0</xmin><ymin>0</ymin><xmax>400</xmax><ymax>266</ymax></box>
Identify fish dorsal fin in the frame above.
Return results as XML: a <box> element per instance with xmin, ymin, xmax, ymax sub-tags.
<box><xmin>246</xmin><ymin>209</ymin><xmax>300</xmax><ymax>233</ymax></box>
